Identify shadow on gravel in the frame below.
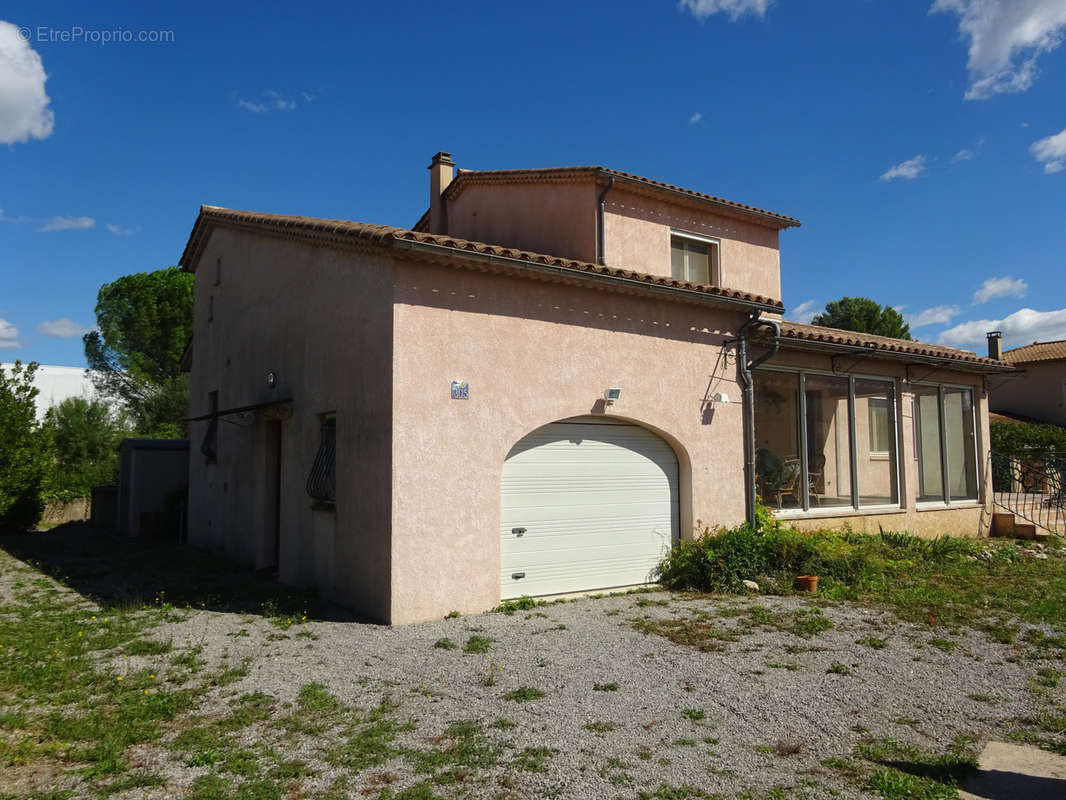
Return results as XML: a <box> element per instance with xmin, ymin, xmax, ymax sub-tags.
<box><xmin>961</xmin><ymin>769</ymin><xmax>1066</xmax><ymax>799</ymax></box>
<box><xmin>0</xmin><ymin>523</ymin><xmax>359</xmax><ymax>622</ymax></box>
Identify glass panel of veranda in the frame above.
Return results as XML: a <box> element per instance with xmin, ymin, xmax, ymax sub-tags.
<box><xmin>854</xmin><ymin>379</ymin><xmax>898</xmax><ymax>506</ymax></box>
<box><xmin>753</xmin><ymin>371</ymin><xmax>802</xmax><ymax>510</ymax></box>
<box><xmin>944</xmin><ymin>387</ymin><xmax>978</xmax><ymax>501</ymax></box>
<box><xmin>804</xmin><ymin>374</ymin><xmax>853</xmax><ymax>508</ymax></box>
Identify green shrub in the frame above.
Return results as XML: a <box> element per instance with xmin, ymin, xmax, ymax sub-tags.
<box><xmin>654</xmin><ymin>523</ymin><xmax>978</xmax><ymax>596</ymax></box>
<box><xmin>0</xmin><ymin>361</ymin><xmax>52</xmax><ymax>533</ymax></box>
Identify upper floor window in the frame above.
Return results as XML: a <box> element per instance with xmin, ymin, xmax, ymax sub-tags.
<box><xmin>670</xmin><ymin>233</ymin><xmax>719</xmax><ymax>286</ymax></box>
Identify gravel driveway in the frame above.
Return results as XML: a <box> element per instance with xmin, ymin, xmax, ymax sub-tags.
<box><xmin>118</xmin><ymin>589</ymin><xmax>1049</xmax><ymax>799</ymax></box>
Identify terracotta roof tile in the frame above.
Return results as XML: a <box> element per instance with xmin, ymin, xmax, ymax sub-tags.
<box><xmin>774</xmin><ymin>321</ymin><xmax>1012</xmax><ymax>370</ymax></box>
<box><xmin>1002</xmin><ymin>340</ymin><xmax>1066</xmax><ymax>364</ymax></box>
<box><xmin>181</xmin><ymin>206</ymin><xmax>784</xmax><ymax>312</ymax></box>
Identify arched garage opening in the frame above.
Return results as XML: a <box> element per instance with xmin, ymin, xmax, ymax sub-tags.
<box><xmin>500</xmin><ymin>416</ymin><xmax>680</xmax><ymax>599</ymax></box>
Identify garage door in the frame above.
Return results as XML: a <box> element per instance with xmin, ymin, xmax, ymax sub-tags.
<box><xmin>500</xmin><ymin>418</ymin><xmax>679</xmax><ymax>599</ymax></box>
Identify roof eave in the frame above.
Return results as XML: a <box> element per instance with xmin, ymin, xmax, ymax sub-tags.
<box><xmin>594</xmin><ymin>168</ymin><xmax>801</xmax><ymax>230</ymax></box>
<box><xmin>390</xmin><ymin>237</ymin><xmax>783</xmax><ymax>314</ymax></box>
<box><xmin>764</xmin><ymin>335</ymin><xmax>1015</xmax><ymax>374</ymax></box>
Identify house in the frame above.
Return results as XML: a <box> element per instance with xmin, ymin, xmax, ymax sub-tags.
<box><xmin>178</xmin><ymin>152</ymin><xmax>1013</xmax><ymax>624</ymax></box>
<box><xmin>988</xmin><ymin>335</ymin><xmax>1066</xmax><ymax>427</ymax></box>
<box><xmin>0</xmin><ymin>363</ymin><xmax>98</xmax><ymax>422</ymax></box>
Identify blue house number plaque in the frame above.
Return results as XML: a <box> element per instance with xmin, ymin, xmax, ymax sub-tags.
<box><xmin>451</xmin><ymin>381</ymin><xmax>469</xmax><ymax>400</ymax></box>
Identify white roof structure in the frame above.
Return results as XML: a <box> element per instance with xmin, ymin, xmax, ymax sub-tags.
<box><xmin>0</xmin><ymin>363</ymin><xmax>99</xmax><ymax>421</ymax></box>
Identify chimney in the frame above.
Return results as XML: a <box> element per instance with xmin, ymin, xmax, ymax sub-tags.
<box><xmin>986</xmin><ymin>330</ymin><xmax>1003</xmax><ymax>360</ymax></box>
<box><xmin>427</xmin><ymin>151</ymin><xmax>455</xmax><ymax>234</ymax></box>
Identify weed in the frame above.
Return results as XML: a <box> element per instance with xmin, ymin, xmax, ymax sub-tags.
<box><xmin>827</xmin><ymin>662</ymin><xmax>852</xmax><ymax>675</ymax></box>
<box><xmin>1036</xmin><ymin>668</ymin><xmax>1063</xmax><ymax>688</ymax></box>
<box><xmin>123</xmin><ymin>638</ymin><xmax>172</xmax><ymax>656</ymax></box>
<box><xmin>445</xmin><ymin>610</ymin><xmax>461</xmax><ymax>619</ymax></box>
<box><xmin>593</xmin><ymin>682</ymin><xmax>619</xmax><ymax>692</ymax></box>
<box><xmin>858</xmin><ymin>635</ymin><xmax>888</xmax><ymax>649</ymax></box>
<box><xmin>513</xmin><ymin>746</ymin><xmax>557</xmax><ymax>772</ymax></box>
<box><xmin>585</xmin><ymin>721</ymin><xmax>619</xmax><ymax>733</ymax></box>
<box><xmin>791</xmin><ymin>608</ymin><xmax>833</xmax><ymax>638</ymax></box>
<box><xmin>463</xmin><ymin>635</ymin><xmax>492</xmax><ymax>654</ymax></box>
<box><xmin>682</xmin><ymin>708</ymin><xmax>705</xmax><ymax>721</ymax></box>
<box><xmin>503</xmin><ymin>687</ymin><xmax>544</xmax><ymax>703</ymax></box>
<box><xmin>433</xmin><ymin>638</ymin><xmax>457</xmax><ymax>650</ymax></box>
<box><xmin>490</xmin><ymin>718</ymin><xmax>515</xmax><ymax>730</ymax></box>
<box><xmin>968</xmin><ymin>693</ymin><xmax>994</xmax><ymax>703</ymax></box>
<box><xmin>928</xmin><ymin>638</ymin><xmax>956</xmax><ymax>652</ymax></box>
<box><xmin>494</xmin><ymin>596</ymin><xmax>538</xmax><ymax>615</ymax></box>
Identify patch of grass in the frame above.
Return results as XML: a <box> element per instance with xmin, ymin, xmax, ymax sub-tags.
<box><xmin>928</xmin><ymin>638</ymin><xmax>956</xmax><ymax>652</ymax></box>
<box><xmin>493</xmin><ymin>596</ymin><xmax>538</xmax><ymax>615</ymax></box>
<box><xmin>858</xmin><ymin>635</ymin><xmax>888</xmax><ymax>649</ymax></box>
<box><xmin>766</xmin><ymin>661</ymin><xmax>802</xmax><ymax>671</ymax></box>
<box><xmin>790</xmin><ymin>607</ymin><xmax>833</xmax><ymax>638</ymax></box>
<box><xmin>296</xmin><ymin>682</ymin><xmax>342</xmax><ymax>713</ymax></box>
<box><xmin>853</xmin><ymin>737</ymin><xmax>978</xmax><ymax>800</ymax></box>
<box><xmin>593</xmin><ymin>681</ymin><xmax>619</xmax><ymax>692</ymax></box>
<box><xmin>503</xmin><ymin>686</ymin><xmax>544</xmax><ymax>703</ymax></box>
<box><xmin>1035</xmin><ymin>668</ymin><xmax>1063</xmax><ymax>688</ymax></box>
<box><xmin>637</xmin><ymin>785</ymin><xmax>716</xmax><ymax>799</ymax></box>
<box><xmin>432</xmin><ymin>637</ymin><xmax>457</xmax><ymax>650</ymax></box>
<box><xmin>655</xmin><ymin>524</ymin><xmax>1066</xmax><ymax>635</ymax></box>
<box><xmin>585</xmin><ymin>721</ymin><xmax>619</xmax><ymax>733</ymax></box>
<box><xmin>682</xmin><ymin>708</ymin><xmax>705</xmax><ymax>721</ymax></box>
<box><xmin>968</xmin><ymin>693</ymin><xmax>995</xmax><ymax>703</ymax></box>
<box><xmin>490</xmin><ymin>717</ymin><xmax>515</xmax><ymax>730</ymax></box>
<box><xmin>123</xmin><ymin>638</ymin><xmax>172</xmax><ymax>656</ymax></box>
<box><xmin>408</xmin><ymin>720</ymin><xmax>501</xmax><ymax>777</ymax></box>
<box><xmin>463</xmin><ymin>635</ymin><xmax>492</xmax><ymax>654</ymax></box>
<box><xmin>827</xmin><ymin>662</ymin><xmax>852</xmax><ymax>675</ymax></box>
<box><xmin>512</xmin><ymin>746</ymin><xmax>557</xmax><ymax>772</ymax></box>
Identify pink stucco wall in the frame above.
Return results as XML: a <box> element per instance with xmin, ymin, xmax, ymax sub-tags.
<box><xmin>990</xmin><ymin>360</ymin><xmax>1066</xmax><ymax>426</ymax></box>
<box><xmin>388</xmin><ymin>259</ymin><xmax>749</xmax><ymax>623</ymax></box>
<box><xmin>186</xmin><ymin>228</ymin><xmax>395</xmax><ymax>621</ymax></box>
<box><xmin>603</xmin><ymin>187</ymin><xmax>782</xmax><ymax>300</ymax></box>
<box><xmin>444</xmin><ymin>181</ymin><xmax>599</xmax><ymax>263</ymax></box>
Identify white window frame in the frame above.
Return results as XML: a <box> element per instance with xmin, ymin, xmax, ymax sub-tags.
<box><xmin>670</xmin><ymin>230</ymin><xmax>721</xmax><ymax>286</ymax></box>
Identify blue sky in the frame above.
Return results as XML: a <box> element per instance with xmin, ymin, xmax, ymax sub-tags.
<box><xmin>2</xmin><ymin>0</ymin><xmax>1064</xmax><ymax>366</ymax></box>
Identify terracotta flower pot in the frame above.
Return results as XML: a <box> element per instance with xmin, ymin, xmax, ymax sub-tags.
<box><xmin>796</xmin><ymin>575</ymin><xmax>819</xmax><ymax>593</ymax></box>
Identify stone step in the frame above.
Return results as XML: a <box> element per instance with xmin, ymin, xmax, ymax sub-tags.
<box><xmin>991</xmin><ymin>512</ymin><xmax>1015</xmax><ymax>538</ymax></box>
<box><xmin>1015</xmin><ymin>521</ymin><xmax>1037</xmax><ymax>540</ymax></box>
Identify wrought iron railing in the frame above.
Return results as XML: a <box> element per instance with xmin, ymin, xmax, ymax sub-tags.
<box><xmin>990</xmin><ymin>450</ymin><xmax>1066</xmax><ymax>536</ymax></box>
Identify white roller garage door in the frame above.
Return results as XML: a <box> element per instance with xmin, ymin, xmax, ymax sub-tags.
<box><xmin>500</xmin><ymin>418</ymin><xmax>679</xmax><ymax>599</ymax></box>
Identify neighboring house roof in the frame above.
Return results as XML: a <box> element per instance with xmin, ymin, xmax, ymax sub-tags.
<box><xmin>179</xmin><ymin>205</ymin><xmax>785</xmax><ymax>313</ymax></box>
<box><xmin>767</xmin><ymin>321</ymin><xmax>1014</xmax><ymax>372</ymax></box>
<box><xmin>1001</xmin><ymin>340</ymin><xmax>1066</xmax><ymax>365</ymax></box>
<box><xmin>413</xmin><ymin>165</ymin><xmax>802</xmax><ymax>232</ymax></box>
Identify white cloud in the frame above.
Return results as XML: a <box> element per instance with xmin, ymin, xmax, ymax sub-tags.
<box><xmin>37</xmin><ymin>317</ymin><xmax>91</xmax><ymax>339</ymax></box>
<box><xmin>238</xmin><ymin>90</ymin><xmax>297</xmax><ymax>113</ymax></box>
<box><xmin>1031</xmin><ymin>126</ymin><xmax>1066</xmax><ymax>174</ymax></box>
<box><xmin>788</xmin><ymin>299</ymin><xmax>820</xmax><ymax>325</ymax></box>
<box><xmin>106</xmin><ymin>223</ymin><xmax>137</xmax><ymax>236</ymax></box>
<box><xmin>0</xmin><ymin>21</ymin><xmax>54</xmax><ymax>144</ymax></box>
<box><xmin>938</xmin><ymin>307</ymin><xmax>1066</xmax><ymax>352</ymax></box>
<box><xmin>932</xmin><ymin>0</ymin><xmax>1066</xmax><ymax>100</ymax></box>
<box><xmin>0</xmin><ymin>207</ymin><xmax>28</xmax><ymax>224</ymax></box>
<box><xmin>679</xmin><ymin>0</ymin><xmax>772</xmax><ymax>21</ymax></box>
<box><xmin>951</xmin><ymin>137</ymin><xmax>984</xmax><ymax>163</ymax></box>
<box><xmin>38</xmin><ymin>216</ymin><xmax>95</xmax><ymax>232</ymax></box>
<box><xmin>879</xmin><ymin>155</ymin><xmax>927</xmax><ymax>181</ymax></box>
<box><xmin>973</xmin><ymin>275</ymin><xmax>1028</xmax><ymax>304</ymax></box>
<box><xmin>907</xmin><ymin>305</ymin><xmax>960</xmax><ymax>327</ymax></box>
<box><xmin>0</xmin><ymin>318</ymin><xmax>19</xmax><ymax>350</ymax></box>
<box><xmin>689</xmin><ymin>112</ymin><xmax>703</xmax><ymax>124</ymax></box>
